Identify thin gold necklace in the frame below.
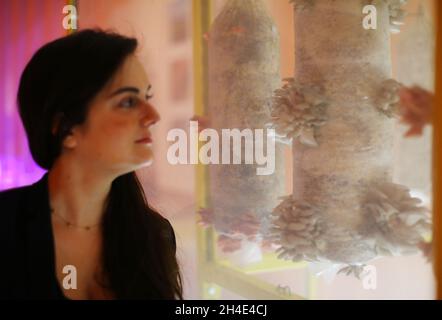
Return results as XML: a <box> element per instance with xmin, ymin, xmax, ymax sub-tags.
<box><xmin>50</xmin><ymin>207</ymin><xmax>101</xmax><ymax>231</ymax></box>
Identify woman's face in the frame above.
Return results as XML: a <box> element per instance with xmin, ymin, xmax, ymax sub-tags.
<box><xmin>64</xmin><ymin>55</ymin><xmax>160</xmax><ymax>175</ymax></box>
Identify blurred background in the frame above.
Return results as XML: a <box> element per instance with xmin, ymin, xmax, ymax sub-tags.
<box><xmin>0</xmin><ymin>0</ymin><xmax>437</xmax><ymax>299</ymax></box>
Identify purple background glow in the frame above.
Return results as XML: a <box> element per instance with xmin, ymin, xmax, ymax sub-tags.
<box><xmin>0</xmin><ymin>0</ymin><xmax>66</xmax><ymax>191</ymax></box>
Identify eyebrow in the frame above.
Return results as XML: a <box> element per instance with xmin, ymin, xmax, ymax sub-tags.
<box><xmin>109</xmin><ymin>85</ymin><xmax>153</xmax><ymax>98</ymax></box>
<box><xmin>109</xmin><ymin>87</ymin><xmax>139</xmax><ymax>97</ymax></box>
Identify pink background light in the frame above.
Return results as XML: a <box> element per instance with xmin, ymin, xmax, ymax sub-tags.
<box><xmin>0</xmin><ymin>0</ymin><xmax>66</xmax><ymax>190</ymax></box>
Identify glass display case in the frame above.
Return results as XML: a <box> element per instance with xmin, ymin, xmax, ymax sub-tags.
<box><xmin>0</xmin><ymin>0</ymin><xmax>440</xmax><ymax>300</ymax></box>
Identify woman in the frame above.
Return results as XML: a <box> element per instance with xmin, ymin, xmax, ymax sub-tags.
<box><xmin>0</xmin><ymin>29</ymin><xmax>183</xmax><ymax>299</ymax></box>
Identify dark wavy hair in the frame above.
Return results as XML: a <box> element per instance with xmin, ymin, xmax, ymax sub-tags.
<box><xmin>17</xmin><ymin>29</ymin><xmax>183</xmax><ymax>299</ymax></box>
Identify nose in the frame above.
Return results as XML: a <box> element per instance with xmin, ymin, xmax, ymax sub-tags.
<box><xmin>141</xmin><ymin>103</ymin><xmax>160</xmax><ymax>127</ymax></box>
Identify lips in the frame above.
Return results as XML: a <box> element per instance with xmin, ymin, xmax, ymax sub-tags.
<box><xmin>135</xmin><ymin>136</ymin><xmax>153</xmax><ymax>144</ymax></box>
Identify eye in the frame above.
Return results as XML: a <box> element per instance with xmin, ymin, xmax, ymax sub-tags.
<box><xmin>119</xmin><ymin>96</ymin><xmax>140</xmax><ymax>108</ymax></box>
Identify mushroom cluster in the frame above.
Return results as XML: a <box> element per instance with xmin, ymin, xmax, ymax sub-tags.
<box><xmin>270</xmin><ymin>196</ymin><xmax>325</xmax><ymax>262</ymax></box>
<box><xmin>363</xmin><ymin>181</ymin><xmax>431</xmax><ymax>256</ymax></box>
<box><xmin>270</xmin><ymin>78</ymin><xmax>328</xmax><ymax>147</ymax></box>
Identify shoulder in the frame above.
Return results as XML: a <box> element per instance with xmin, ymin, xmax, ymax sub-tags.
<box><xmin>0</xmin><ymin>174</ymin><xmax>48</xmax><ymax>221</ymax></box>
<box><xmin>0</xmin><ymin>184</ymin><xmax>32</xmax><ymax>204</ymax></box>
<box><xmin>0</xmin><ymin>184</ymin><xmax>33</xmax><ymax>225</ymax></box>
<box><xmin>0</xmin><ymin>174</ymin><xmax>48</xmax><ymax>242</ymax></box>
<box><xmin>0</xmin><ymin>184</ymin><xmax>35</xmax><ymax>292</ymax></box>
<box><xmin>0</xmin><ymin>184</ymin><xmax>38</xmax><ymax>250</ymax></box>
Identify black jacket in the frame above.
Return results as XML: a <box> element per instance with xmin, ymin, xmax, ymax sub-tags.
<box><xmin>0</xmin><ymin>173</ymin><xmax>176</xmax><ymax>299</ymax></box>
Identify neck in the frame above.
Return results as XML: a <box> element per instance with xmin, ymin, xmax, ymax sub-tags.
<box><xmin>48</xmin><ymin>154</ymin><xmax>115</xmax><ymax>227</ymax></box>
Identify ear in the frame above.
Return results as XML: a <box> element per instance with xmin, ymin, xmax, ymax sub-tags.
<box><xmin>52</xmin><ymin>112</ymin><xmax>78</xmax><ymax>149</ymax></box>
<box><xmin>62</xmin><ymin>133</ymin><xmax>78</xmax><ymax>149</ymax></box>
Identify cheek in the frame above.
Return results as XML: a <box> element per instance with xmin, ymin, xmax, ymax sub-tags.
<box><xmin>103</xmin><ymin>119</ymin><xmax>134</xmax><ymax>138</ymax></box>
<box><xmin>86</xmin><ymin>118</ymin><xmax>137</xmax><ymax>153</ymax></box>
